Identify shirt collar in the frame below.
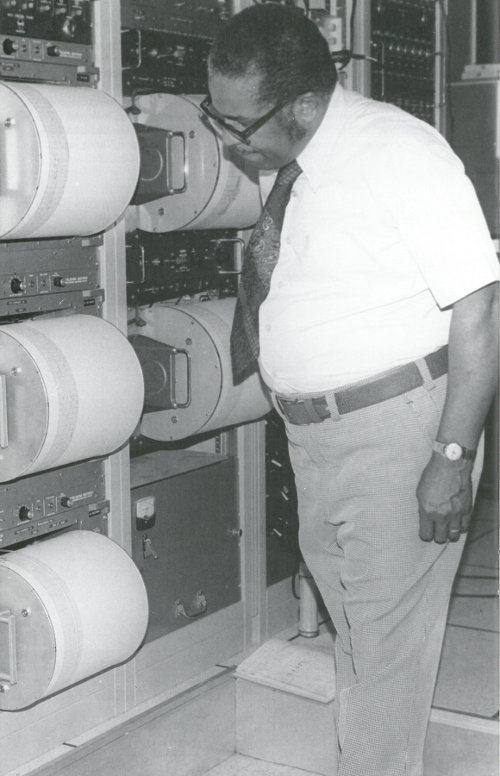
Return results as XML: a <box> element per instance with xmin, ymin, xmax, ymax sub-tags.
<box><xmin>297</xmin><ymin>83</ymin><xmax>348</xmax><ymax>191</ymax></box>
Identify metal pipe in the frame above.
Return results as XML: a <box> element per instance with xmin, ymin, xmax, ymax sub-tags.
<box><xmin>298</xmin><ymin>562</ymin><xmax>320</xmax><ymax>638</ymax></box>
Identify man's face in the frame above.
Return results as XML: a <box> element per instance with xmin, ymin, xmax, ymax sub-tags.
<box><xmin>206</xmin><ymin>72</ymin><xmax>299</xmax><ymax>170</ymax></box>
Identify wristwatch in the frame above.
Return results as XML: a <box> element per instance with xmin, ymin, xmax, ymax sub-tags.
<box><xmin>432</xmin><ymin>441</ymin><xmax>476</xmax><ymax>462</ymax></box>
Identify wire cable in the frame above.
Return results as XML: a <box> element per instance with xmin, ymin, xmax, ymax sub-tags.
<box><xmin>330</xmin><ymin>0</ymin><xmax>375</xmax><ymax>70</ymax></box>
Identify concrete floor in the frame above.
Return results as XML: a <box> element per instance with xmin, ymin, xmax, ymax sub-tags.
<box><xmin>205</xmin><ymin>755</ymin><xmax>323</xmax><ymax>776</ymax></box>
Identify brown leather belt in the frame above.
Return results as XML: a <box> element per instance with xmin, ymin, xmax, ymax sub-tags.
<box><xmin>275</xmin><ymin>346</ymin><xmax>448</xmax><ymax>425</ymax></box>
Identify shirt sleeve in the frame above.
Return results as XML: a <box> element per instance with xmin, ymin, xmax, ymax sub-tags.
<box><xmin>376</xmin><ymin>129</ymin><xmax>499</xmax><ymax>309</ymax></box>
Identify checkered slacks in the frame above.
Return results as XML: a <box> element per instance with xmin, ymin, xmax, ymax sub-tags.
<box><xmin>278</xmin><ymin>375</ymin><xmax>483</xmax><ymax>776</ymax></box>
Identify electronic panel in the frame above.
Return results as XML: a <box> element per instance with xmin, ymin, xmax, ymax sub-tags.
<box><xmin>131</xmin><ymin>451</ymin><xmax>240</xmax><ymax>642</ymax></box>
<box><xmin>122</xmin><ymin>28</ymin><xmax>211</xmax><ymax>95</ymax></box>
<box><xmin>0</xmin><ymin>237</ymin><xmax>102</xmax><ymax>319</ymax></box>
<box><xmin>121</xmin><ymin>0</ymin><xmax>230</xmax><ymax>95</ymax></box>
<box><xmin>0</xmin><ymin>0</ymin><xmax>92</xmax><ymax>42</ymax></box>
<box><xmin>121</xmin><ymin>0</ymin><xmax>230</xmax><ymax>39</ymax></box>
<box><xmin>0</xmin><ymin>0</ymin><xmax>96</xmax><ymax>84</ymax></box>
<box><xmin>126</xmin><ymin>229</ymin><xmax>241</xmax><ymax>305</ymax></box>
<box><xmin>0</xmin><ymin>460</ymin><xmax>108</xmax><ymax>549</ymax></box>
<box><xmin>370</xmin><ymin>0</ymin><xmax>436</xmax><ymax>124</ymax></box>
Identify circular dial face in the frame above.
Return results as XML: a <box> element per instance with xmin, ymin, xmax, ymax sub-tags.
<box><xmin>444</xmin><ymin>443</ymin><xmax>463</xmax><ymax>461</ymax></box>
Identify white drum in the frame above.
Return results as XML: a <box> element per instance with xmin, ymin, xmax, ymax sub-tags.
<box><xmin>130</xmin><ymin>298</ymin><xmax>271</xmax><ymax>441</ymax></box>
<box><xmin>0</xmin><ymin>315</ymin><xmax>145</xmax><ymax>482</ymax></box>
<box><xmin>0</xmin><ymin>82</ymin><xmax>140</xmax><ymax>239</ymax></box>
<box><xmin>0</xmin><ymin>531</ymin><xmax>149</xmax><ymax>710</ymax></box>
<box><xmin>127</xmin><ymin>93</ymin><xmax>262</xmax><ymax>232</ymax></box>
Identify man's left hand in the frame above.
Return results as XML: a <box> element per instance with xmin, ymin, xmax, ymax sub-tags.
<box><xmin>416</xmin><ymin>453</ymin><xmax>474</xmax><ymax>543</ymax></box>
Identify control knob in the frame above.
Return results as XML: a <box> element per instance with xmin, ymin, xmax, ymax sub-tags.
<box><xmin>18</xmin><ymin>506</ymin><xmax>32</xmax><ymax>522</ymax></box>
<box><xmin>47</xmin><ymin>44</ymin><xmax>61</xmax><ymax>57</ymax></box>
<box><xmin>10</xmin><ymin>277</ymin><xmax>25</xmax><ymax>294</ymax></box>
<box><xmin>53</xmin><ymin>276</ymin><xmax>66</xmax><ymax>288</ymax></box>
<box><xmin>62</xmin><ymin>17</ymin><xmax>77</xmax><ymax>38</ymax></box>
<box><xmin>2</xmin><ymin>39</ymin><xmax>19</xmax><ymax>56</ymax></box>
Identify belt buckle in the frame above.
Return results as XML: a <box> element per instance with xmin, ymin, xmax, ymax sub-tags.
<box><xmin>276</xmin><ymin>395</ymin><xmax>297</xmax><ymax>417</ymax></box>
<box><xmin>276</xmin><ymin>396</ymin><xmax>287</xmax><ymax>415</ymax></box>
<box><xmin>276</xmin><ymin>395</ymin><xmax>306</xmax><ymax>424</ymax></box>
<box><xmin>276</xmin><ymin>395</ymin><xmax>328</xmax><ymax>425</ymax></box>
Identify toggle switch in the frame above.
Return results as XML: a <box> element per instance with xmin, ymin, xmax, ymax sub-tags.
<box><xmin>142</xmin><ymin>535</ymin><xmax>159</xmax><ymax>559</ymax></box>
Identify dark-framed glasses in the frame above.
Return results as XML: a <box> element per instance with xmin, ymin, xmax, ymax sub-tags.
<box><xmin>199</xmin><ymin>95</ymin><xmax>289</xmax><ymax>145</ymax></box>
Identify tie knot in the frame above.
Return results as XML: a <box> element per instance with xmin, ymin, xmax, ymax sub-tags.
<box><xmin>275</xmin><ymin>159</ymin><xmax>302</xmax><ymax>187</ymax></box>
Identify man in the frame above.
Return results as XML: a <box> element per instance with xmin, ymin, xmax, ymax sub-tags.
<box><xmin>204</xmin><ymin>5</ymin><xmax>499</xmax><ymax>775</ymax></box>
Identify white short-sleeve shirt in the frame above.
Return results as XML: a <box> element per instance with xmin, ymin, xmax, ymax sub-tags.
<box><xmin>258</xmin><ymin>85</ymin><xmax>499</xmax><ymax>394</ymax></box>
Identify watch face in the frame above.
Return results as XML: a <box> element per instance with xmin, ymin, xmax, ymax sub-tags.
<box><xmin>445</xmin><ymin>443</ymin><xmax>463</xmax><ymax>461</ymax></box>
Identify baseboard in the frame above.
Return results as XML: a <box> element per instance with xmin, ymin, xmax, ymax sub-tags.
<box><xmin>11</xmin><ymin>668</ymin><xmax>236</xmax><ymax>776</ymax></box>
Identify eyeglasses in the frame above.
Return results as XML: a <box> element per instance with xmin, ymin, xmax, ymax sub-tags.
<box><xmin>199</xmin><ymin>95</ymin><xmax>289</xmax><ymax>145</ymax></box>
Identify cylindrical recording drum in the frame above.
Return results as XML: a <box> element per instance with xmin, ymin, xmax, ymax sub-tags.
<box><xmin>126</xmin><ymin>93</ymin><xmax>262</xmax><ymax>232</ymax></box>
<box><xmin>130</xmin><ymin>298</ymin><xmax>272</xmax><ymax>441</ymax></box>
<box><xmin>0</xmin><ymin>531</ymin><xmax>149</xmax><ymax>710</ymax></box>
<box><xmin>0</xmin><ymin>315</ymin><xmax>144</xmax><ymax>482</ymax></box>
<box><xmin>0</xmin><ymin>82</ymin><xmax>140</xmax><ymax>239</ymax></box>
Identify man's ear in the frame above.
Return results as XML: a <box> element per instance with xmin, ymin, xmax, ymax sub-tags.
<box><xmin>291</xmin><ymin>92</ymin><xmax>325</xmax><ymax>128</ymax></box>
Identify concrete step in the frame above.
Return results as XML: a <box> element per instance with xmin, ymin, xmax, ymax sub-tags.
<box><xmin>234</xmin><ymin>638</ymin><xmax>337</xmax><ymax>776</ymax></box>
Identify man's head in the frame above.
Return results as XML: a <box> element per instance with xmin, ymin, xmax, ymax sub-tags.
<box><xmin>205</xmin><ymin>4</ymin><xmax>338</xmax><ymax>169</ymax></box>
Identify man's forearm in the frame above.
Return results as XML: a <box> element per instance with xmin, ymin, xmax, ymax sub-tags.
<box><xmin>436</xmin><ymin>281</ymin><xmax>499</xmax><ymax>450</ymax></box>
<box><xmin>416</xmin><ymin>281</ymin><xmax>498</xmax><ymax>542</ymax></box>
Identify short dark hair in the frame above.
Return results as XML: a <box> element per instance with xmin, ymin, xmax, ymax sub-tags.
<box><xmin>208</xmin><ymin>4</ymin><xmax>338</xmax><ymax>106</ymax></box>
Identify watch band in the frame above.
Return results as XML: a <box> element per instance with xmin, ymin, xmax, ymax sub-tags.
<box><xmin>432</xmin><ymin>441</ymin><xmax>476</xmax><ymax>462</ymax></box>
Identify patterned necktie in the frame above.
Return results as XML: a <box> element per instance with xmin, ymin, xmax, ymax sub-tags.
<box><xmin>230</xmin><ymin>159</ymin><xmax>302</xmax><ymax>385</ymax></box>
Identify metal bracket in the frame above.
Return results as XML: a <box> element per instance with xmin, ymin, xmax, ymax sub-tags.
<box><xmin>0</xmin><ymin>609</ymin><xmax>17</xmax><ymax>685</ymax></box>
<box><xmin>174</xmin><ymin>591</ymin><xmax>207</xmax><ymax>620</ymax></box>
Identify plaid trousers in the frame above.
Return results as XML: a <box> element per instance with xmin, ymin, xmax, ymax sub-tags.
<box><xmin>276</xmin><ymin>375</ymin><xmax>483</xmax><ymax>776</ymax></box>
